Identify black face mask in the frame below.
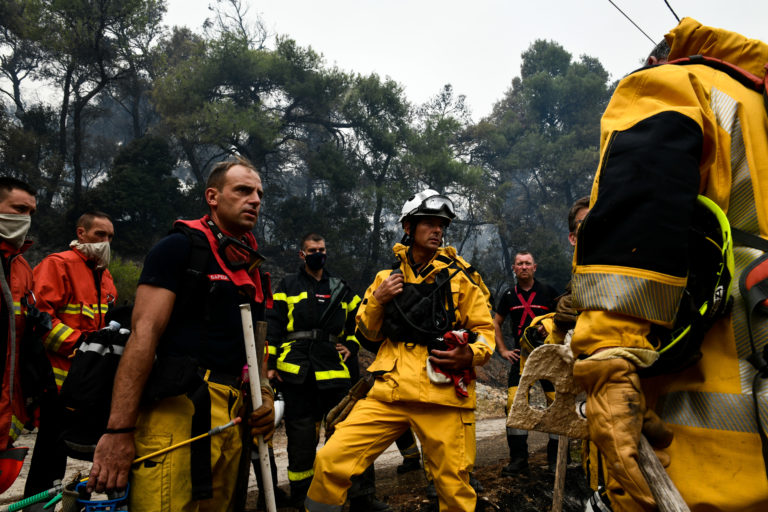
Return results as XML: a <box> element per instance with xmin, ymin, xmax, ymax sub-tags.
<box><xmin>305</xmin><ymin>252</ymin><xmax>326</xmax><ymax>271</ymax></box>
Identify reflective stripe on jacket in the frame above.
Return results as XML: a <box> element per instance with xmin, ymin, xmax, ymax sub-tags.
<box><xmin>33</xmin><ymin>248</ymin><xmax>117</xmax><ymax>389</ymax></box>
<box><xmin>571</xmin><ymin>18</ymin><xmax>768</xmax><ymax>511</ymax></box>
<box><xmin>358</xmin><ymin>244</ymin><xmax>495</xmax><ymax>409</ymax></box>
<box><xmin>0</xmin><ymin>241</ymin><xmax>33</xmax><ymax>447</ymax></box>
<box><xmin>267</xmin><ymin>267</ymin><xmax>360</xmax><ymax>389</ymax></box>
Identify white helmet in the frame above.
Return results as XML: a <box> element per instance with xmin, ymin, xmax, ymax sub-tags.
<box><xmin>399</xmin><ymin>189</ymin><xmax>456</xmax><ymax>225</ymax></box>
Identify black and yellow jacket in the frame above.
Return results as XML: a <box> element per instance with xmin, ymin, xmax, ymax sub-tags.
<box><xmin>267</xmin><ymin>266</ymin><xmax>361</xmax><ymax>389</ymax></box>
<box><xmin>572</xmin><ymin>18</ymin><xmax>768</xmax><ymax>511</ymax></box>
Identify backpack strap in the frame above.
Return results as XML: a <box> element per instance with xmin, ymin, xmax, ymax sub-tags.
<box><xmin>731</xmin><ymin>227</ymin><xmax>768</xmax><ymax>478</ymax></box>
<box><xmin>165</xmin><ymin>225</ymin><xmax>216</xmax><ymax>498</ymax></box>
<box><xmin>171</xmin><ymin>224</ymin><xmax>212</xmax><ymax>309</ymax></box>
<box><xmin>668</xmin><ymin>55</ymin><xmax>768</xmax><ymax>114</ymax></box>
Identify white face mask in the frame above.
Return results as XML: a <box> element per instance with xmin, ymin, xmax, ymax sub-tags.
<box><xmin>70</xmin><ymin>240</ymin><xmax>111</xmax><ymax>270</ymax></box>
<box><xmin>0</xmin><ymin>213</ymin><xmax>31</xmax><ymax>249</ymax></box>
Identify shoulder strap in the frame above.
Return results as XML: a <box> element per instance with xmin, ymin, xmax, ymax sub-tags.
<box><xmin>172</xmin><ymin>225</ymin><xmax>210</xmax><ymax>280</ymax></box>
<box><xmin>169</xmin><ymin>225</ymin><xmax>212</xmax><ymax>320</ymax></box>
<box><xmin>733</xmin><ymin>227</ymin><xmax>768</xmax><ymax>253</ymax></box>
<box><xmin>668</xmin><ymin>55</ymin><xmax>768</xmax><ymax>113</ymax></box>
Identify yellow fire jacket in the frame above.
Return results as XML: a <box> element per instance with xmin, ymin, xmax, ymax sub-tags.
<box><xmin>572</xmin><ymin>18</ymin><xmax>768</xmax><ymax>511</ymax></box>
<box><xmin>356</xmin><ymin>243</ymin><xmax>495</xmax><ymax>409</ymax></box>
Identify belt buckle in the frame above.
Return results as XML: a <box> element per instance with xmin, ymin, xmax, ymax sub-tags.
<box><xmin>311</xmin><ymin>328</ymin><xmax>323</xmax><ymax>341</ymax></box>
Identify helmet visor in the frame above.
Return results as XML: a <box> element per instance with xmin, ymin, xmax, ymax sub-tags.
<box><xmin>420</xmin><ymin>195</ymin><xmax>456</xmax><ymax>218</ymax></box>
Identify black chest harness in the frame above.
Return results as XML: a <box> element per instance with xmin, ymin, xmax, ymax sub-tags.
<box><xmin>380</xmin><ymin>254</ymin><xmax>481</xmax><ymax>350</ymax></box>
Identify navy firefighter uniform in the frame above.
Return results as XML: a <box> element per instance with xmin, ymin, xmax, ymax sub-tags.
<box><xmin>266</xmin><ymin>266</ymin><xmax>361</xmax><ymax>501</ymax></box>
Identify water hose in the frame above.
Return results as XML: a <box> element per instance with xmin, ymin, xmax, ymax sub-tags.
<box><xmin>0</xmin><ymin>417</ymin><xmax>242</xmax><ymax>512</ymax></box>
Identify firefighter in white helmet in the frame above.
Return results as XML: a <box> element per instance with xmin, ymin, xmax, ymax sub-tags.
<box><xmin>305</xmin><ymin>189</ymin><xmax>495</xmax><ymax>512</ymax></box>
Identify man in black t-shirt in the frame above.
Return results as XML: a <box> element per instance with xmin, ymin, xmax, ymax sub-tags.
<box><xmin>88</xmin><ymin>157</ymin><xmax>275</xmax><ymax>511</ymax></box>
<box><xmin>493</xmin><ymin>251</ymin><xmax>559</xmax><ymax>475</ymax></box>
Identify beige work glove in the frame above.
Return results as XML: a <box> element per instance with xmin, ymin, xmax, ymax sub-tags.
<box><xmin>553</xmin><ymin>292</ymin><xmax>579</xmax><ymax>332</ymax></box>
<box><xmin>573</xmin><ymin>357</ymin><xmax>673</xmax><ymax>512</ymax></box>
<box><xmin>325</xmin><ymin>374</ymin><xmax>374</xmax><ymax>439</ymax></box>
<box><xmin>249</xmin><ymin>385</ymin><xmax>275</xmax><ymax>443</ymax></box>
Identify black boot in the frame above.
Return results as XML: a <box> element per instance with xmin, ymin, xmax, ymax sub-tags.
<box><xmin>349</xmin><ymin>494</ymin><xmax>392</xmax><ymax>512</ymax></box>
<box><xmin>469</xmin><ymin>472</ymin><xmax>484</xmax><ymax>493</ymax></box>
<box><xmin>396</xmin><ymin>457</ymin><xmax>422</xmax><ymax>474</ymax></box>
<box><xmin>547</xmin><ymin>436</ymin><xmax>559</xmax><ymax>472</ymax></box>
<box><xmin>426</xmin><ymin>480</ymin><xmax>437</xmax><ymax>499</ymax></box>
<box><xmin>501</xmin><ymin>433</ymin><xmax>529</xmax><ymax>476</ymax></box>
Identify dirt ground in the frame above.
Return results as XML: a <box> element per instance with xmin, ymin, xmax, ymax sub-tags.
<box><xmin>0</xmin><ymin>383</ymin><xmax>591</xmax><ymax>511</ymax></box>
<box><xmin>1</xmin><ymin>420</ymin><xmax>591</xmax><ymax>511</ymax></box>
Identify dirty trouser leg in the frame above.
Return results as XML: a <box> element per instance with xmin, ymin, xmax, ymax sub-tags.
<box><xmin>129</xmin><ymin>380</ymin><xmax>243</xmax><ymax>512</ymax></box>
<box><xmin>24</xmin><ymin>391</ymin><xmax>67</xmax><ymax>497</ymax></box>
<box><xmin>282</xmin><ymin>381</ymin><xmax>348</xmax><ymax>505</ymax></box>
<box><xmin>306</xmin><ymin>398</ymin><xmax>408</xmax><ymax>511</ymax></box>
<box><xmin>412</xmin><ymin>403</ymin><xmax>476</xmax><ymax>512</ymax></box>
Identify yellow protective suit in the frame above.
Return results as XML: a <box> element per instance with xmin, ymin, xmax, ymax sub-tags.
<box><xmin>572</xmin><ymin>17</ymin><xmax>768</xmax><ymax>512</ymax></box>
<box><xmin>129</xmin><ymin>379</ymin><xmax>243</xmax><ymax>512</ymax></box>
<box><xmin>306</xmin><ymin>243</ymin><xmax>494</xmax><ymax>512</ymax></box>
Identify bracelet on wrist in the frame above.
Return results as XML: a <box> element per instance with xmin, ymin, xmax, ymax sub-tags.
<box><xmin>104</xmin><ymin>426</ymin><xmax>136</xmax><ymax>434</ymax></box>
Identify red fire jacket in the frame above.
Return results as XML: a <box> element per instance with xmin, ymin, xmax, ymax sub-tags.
<box><xmin>33</xmin><ymin>248</ymin><xmax>117</xmax><ymax>389</ymax></box>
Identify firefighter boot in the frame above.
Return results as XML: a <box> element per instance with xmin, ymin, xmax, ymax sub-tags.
<box><xmin>501</xmin><ymin>432</ymin><xmax>529</xmax><ymax>476</ymax></box>
<box><xmin>547</xmin><ymin>435</ymin><xmax>559</xmax><ymax>472</ymax></box>
<box><xmin>396</xmin><ymin>456</ymin><xmax>422</xmax><ymax>474</ymax></box>
<box><xmin>349</xmin><ymin>495</ymin><xmax>392</xmax><ymax>512</ymax></box>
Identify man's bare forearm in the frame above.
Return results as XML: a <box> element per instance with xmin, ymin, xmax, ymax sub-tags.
<box><xmin>106</xmin><ymin>333</ymin><xmax>158</xmax><ymax>429</ymax></box>
<box><xmin>106</xmin><ymin>285</ymin><xmax>175</xmax><ymax>429</ymax></box>
<box><xmin>493</xmin><ymin>314</ymin><xmax>510</xmax><ymax>353</ymax></box>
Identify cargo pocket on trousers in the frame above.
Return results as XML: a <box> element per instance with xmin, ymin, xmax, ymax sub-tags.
<box><xmin>459</xmin><ymin>408</ymin><xmax>476</xmax><ymax>472</ymax></box>
<box><xmin>131</xmin><ymin>433</ymin><xmax>173</xmax><ymax>511</ymax></box>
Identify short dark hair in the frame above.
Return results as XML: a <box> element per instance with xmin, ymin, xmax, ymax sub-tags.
<box><xmin>77</xmin><ymin>211</ymin><xmax>112</xmax><ymax>231</ymax></box>
<box><xmin>568</xmin><ymin>196</ymin><xmax>590</xmax><ymax>233</ymax></box>
<box><xmin>0</xmin><ymin>176</ymin><xmax>36</xmax><ymax>202</ymax></box>
<box><xmin>206</xmin><ymin>156</ymin><xmax>259</xmax><ymax>191</ymax></box>
<box><xmin>514</xmin><ymin>250</ymin><xmax>534</xmax><ymax>263</ymax></box>
<box><xmin>648</xmin><ymin>39</ymin><xmax>671</xmax><ymax>62</ymax></box>
<box><xmin>300</xmin><ymin>233</ymin><xmax>324</xmax><ymax>250</ymax></box>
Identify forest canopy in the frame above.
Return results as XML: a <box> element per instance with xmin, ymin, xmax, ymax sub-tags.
<box><xmin>0</xmin><ymin>0</ymin><xmax>614</xmax><ymax>297</ymax></box>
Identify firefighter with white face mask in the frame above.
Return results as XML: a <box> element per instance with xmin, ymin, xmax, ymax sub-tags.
<box><xmin>0</xmin><ymin>177</ymin><xmax>36</xmax><ymax>455</ymax></box>
<box><xmin>24</xmin><ymin>211</ymin><xmax>118</xmax><ymax>501</ymax></box>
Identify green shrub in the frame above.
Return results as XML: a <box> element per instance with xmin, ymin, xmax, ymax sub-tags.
<box><xmin>109</xmin><ymin>254</ymin><xmax>142</xmax><ymax>306</ymax></box>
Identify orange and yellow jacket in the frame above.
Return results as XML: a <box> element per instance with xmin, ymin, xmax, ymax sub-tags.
<box><xmin>0</xmin><ymin>240</ymin><xmax>33</xmax><ymax>447</ymax></box>
<box><xmin>356</xmin><ymin>244</ymin><xmax>494</xmax><ymax>411</ymax></box>
<box><xmin>33</xmin><ymin>248</ymin><xmax>117</xmax><ymax>390</ymax></box>
<box><xmin>572</xmin><ymin>18</ymin><xmax>768</xmax><ymax>511</ymax></box>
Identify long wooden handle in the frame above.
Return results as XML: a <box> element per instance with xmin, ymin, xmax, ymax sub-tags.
<box><xmin>550</xmin><ymin>435</ymin><xmax>568</xmax><ymax>512</ymax></box>
<box><xmin>638</xmin><ymin>435</ymin><xmax>690</xmax><ymax>512</ymax></box>
<box><xmin>240</xmin><ymin>305</ymin><xmax>276</xmax><ymax>512</ymax></box>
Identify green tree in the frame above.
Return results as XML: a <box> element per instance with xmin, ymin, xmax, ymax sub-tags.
<box><xmin>0</xmin><ymin>0</ymin><xmax>167</xmax><ymax>211</ymax></box>
<box><xmin>83</xmin><ymin>135</ymin><xmax>196</xmax><ymax>258</ymax></box>
<box><xmin>470</xmin><ymin>40</ymin><xmax>612</xmax><ymax>291</ymax></box>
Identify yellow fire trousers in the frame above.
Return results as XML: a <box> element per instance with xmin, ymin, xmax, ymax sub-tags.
<box><xmin>306</xmin><ymin>397</ymin><xmax>476</xmax><ymax>512</ymax></box>
<box><xmin>129</xmin><ymin>380</ymin><xmax>244</xmax><ymax>512</ymax></box>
